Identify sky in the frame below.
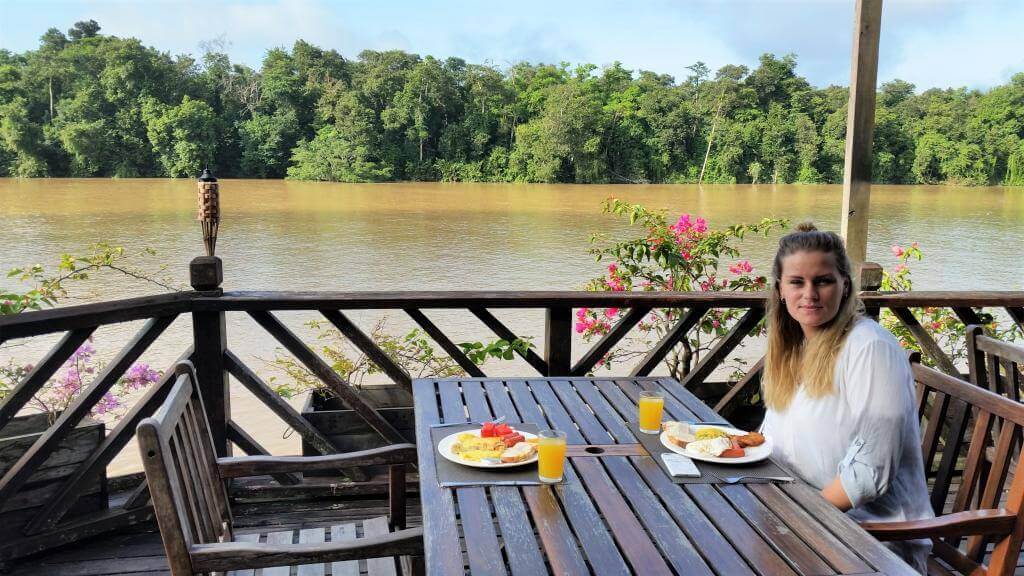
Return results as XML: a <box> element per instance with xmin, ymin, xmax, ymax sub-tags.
<box><xmin>1</xmin><ymin>0</ymin><xmax>1022</xmax><ymax>92</ymax></box>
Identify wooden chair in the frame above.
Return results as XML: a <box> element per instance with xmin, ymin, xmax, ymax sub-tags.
<box><xmin>859</xmin><ymin>354</ymin><xmax>1024</xmax><ymax>576</ymax></box>
<box><xmin>967</xmin><ymin>324</ymin><xmax>1024</xmax><ymax>401</ymax></box>
<box><xmin>137</xmin><ymin>362</ymin><xmax>424</xmax><ymax>576</ymax></box>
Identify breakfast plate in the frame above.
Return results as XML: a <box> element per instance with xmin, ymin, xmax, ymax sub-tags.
<box><xmin>437</xmin><ymin>428</ymin><xmax>540</xmax><ymax>469</ymax></box>
<box><xmin>660</xmin><ymin>423</ymin><xmax>773</xmax><ymax>465</ymax></box>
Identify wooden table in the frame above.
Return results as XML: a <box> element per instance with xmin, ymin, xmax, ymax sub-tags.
<box><xmin>413</xmin><ymin>377</ymin><xmax>916</xmax><ymax>575</ymax></box>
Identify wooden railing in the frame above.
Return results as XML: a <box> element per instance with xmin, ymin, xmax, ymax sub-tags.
<box><xmin>0</xmin><ymin>288</ymin><xmax>1022</xmax><ymax>561</ymax></box>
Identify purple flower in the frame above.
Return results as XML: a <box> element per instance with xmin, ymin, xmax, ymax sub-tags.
<box><xmin>93</xmin><ymin>392</ymin><xmax>121</xmax><ymax>415</ymax></box>
<box><xmin>68</xmin><ymin>342</ymin><xmax>95</xmax><ymax>364</ymax></box>
<box><xmin>122</xmin><ymin>363</ymin><xmax>160</xmax><ymax>391</ymax></box>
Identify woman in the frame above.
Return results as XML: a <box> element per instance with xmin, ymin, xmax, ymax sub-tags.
<box><xmin>760</xmin><ymin>223</ymin><xmax>933</xmax><ymax>573</ymax></box>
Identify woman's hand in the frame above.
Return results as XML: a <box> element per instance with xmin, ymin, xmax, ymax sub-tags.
<box><xmin>821</xmin><ymin>476</ymin><xmax>853</xmax><ymax>512</ymax></box>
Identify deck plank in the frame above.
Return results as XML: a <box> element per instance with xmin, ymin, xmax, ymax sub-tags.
<box><xmin>7</xmin><ymin>495</ymin><xmax>420</xmax><ymax>576</ymax></box>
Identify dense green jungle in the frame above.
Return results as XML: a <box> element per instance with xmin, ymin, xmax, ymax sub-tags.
<box><xmin>2</xmin><ymin>19</ymin><xmax>1024</xmax><ymax>185</ymax></box>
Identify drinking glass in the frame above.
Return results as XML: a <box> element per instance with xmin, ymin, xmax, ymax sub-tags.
<box><xmin>537</xmin><ymin>430</ymin><xmax>568</xmax><ymax>483</ymax></box>
<box><xmin>638</xmin><ymin>390</ymin><xmax>665</xmax><ymax>434</ymax></box>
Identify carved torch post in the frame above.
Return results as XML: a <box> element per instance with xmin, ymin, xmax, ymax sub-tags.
<box><xmin>190</xmin><ymin>167</ymin><xmax>230</xmax><ymax>456</ymax></box>
<box><xmin>190</xmin><ymin>168</ymin><xmax>222</xmax><ymax>292</ymax></box>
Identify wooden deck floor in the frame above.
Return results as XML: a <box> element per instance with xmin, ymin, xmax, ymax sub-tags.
<box><xmin>5</xmin><ymin>495</ymin><xmax>423</xmax><ymax>576</ymax></box>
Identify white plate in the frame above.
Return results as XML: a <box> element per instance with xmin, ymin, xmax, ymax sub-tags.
<box><xmin>437</xmin><ymin>429</ymin><xmax>539</xmax><ymax>469</ymax></box>
<box><xmin>659</xmin><ymin>424</ymin><xmax>773</xmax><ymax>465</ymax></box>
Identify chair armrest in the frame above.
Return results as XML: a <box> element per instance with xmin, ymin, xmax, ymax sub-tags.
<box><xmin>859</xmin><ymin>509</ymin><xmax>1017</xmax><ymax>541</ymax></box>
<box><xmin>216</xmin><ymin>444</ymin><xmax>417</xmax><ymax>478</ymax></box>
<box><xmin>190</xmin><ymin>526</ymin><xmax>424</xmax><ymax>573</ymax></box>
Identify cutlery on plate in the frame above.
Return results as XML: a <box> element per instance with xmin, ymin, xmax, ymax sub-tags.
<box><xmin>431</xmin><ymin>415</ymin><xmax>507</xmax><ymax>428</ymax></box>
<box><xmin>720</xmin><ymin>475</ymin><xmax>793</xmax><ymax>484</ymax></box>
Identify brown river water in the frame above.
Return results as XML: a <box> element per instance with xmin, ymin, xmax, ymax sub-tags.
<box><xmin>1</xmin><ymin>179</ymin><xmax>1022</xmax><ymax>474</ymax></box>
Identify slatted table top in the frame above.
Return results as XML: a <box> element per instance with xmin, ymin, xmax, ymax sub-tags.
<box><xmin>413</xmin><ymin>376</ymin><xmax>916</xmax><ymax>575</ymax></box>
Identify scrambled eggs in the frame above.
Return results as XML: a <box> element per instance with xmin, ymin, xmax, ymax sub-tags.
<box><xmin>451</xmin><ymin>433</ymin><xmax>505</xmax><ymax>461</ymax></box>
<box><xmin>694</xmin><ymin>427</ymin><xmax>729</xmax><ymax>441</ymax></box>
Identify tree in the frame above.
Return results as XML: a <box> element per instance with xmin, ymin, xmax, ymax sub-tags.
<box><xmin>238</xmin><ymin>110</ymin><xmax>299</xmax><ymax>177</ymax></box>
<box><xmin>1</xmin><ymin>20</ymin><xmax>1023</xmax><ymax>186</ymax></box>
<box><xmin>142</xmin><ymin>95</ymin><xmax>218</xmax><ymax>177</ymax></box>
<box><xmin>0</xmin><ymin>97</ymin><xmax>48</xmax><ymax>176</ymax></box>
<box><xmin>67</xmin><ymin>20</ymin><xmax>101</xmax><ymax>42</ymax></box>
<box><xmin>288</xmin><ymin>126</ymin><xmax>392</xmax><ymax>182</ymax></box>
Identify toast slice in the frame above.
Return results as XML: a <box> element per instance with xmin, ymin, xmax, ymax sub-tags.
<box><xmin>500</xmin><ymin>442</ymin><xmax>538</xmax><ymax>463</ymax></box>
<box><xmin>664</xmin><ymin>421</ymin><xmax>696</xmax><ymax>448</ymax></box>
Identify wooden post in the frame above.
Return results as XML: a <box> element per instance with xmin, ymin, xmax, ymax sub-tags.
<box><xmin>841</xmin><ymin>0</ymin><xmax>883</xmax><ymax>276</ymax></box>
<box><xmin>860</xmin><ymin>261</ymin><xmax>883</xmax><ymax>320</ymax></box>
<box><xmin>190</xmin><ymin>256</ymin><xmax>230</xmax><ymax>457</ymax></box>
<box><xmin>545</xmin><ymin>307</ymin><xmax>572</xmax><ymax>376</ymax></box>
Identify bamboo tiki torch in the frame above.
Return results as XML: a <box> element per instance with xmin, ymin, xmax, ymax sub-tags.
<box><xmin>197</xmin><ymin>168</ymin><xmax>219</xmax><ymax>256</ymax></box>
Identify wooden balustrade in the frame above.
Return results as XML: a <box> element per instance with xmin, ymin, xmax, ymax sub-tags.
<box><xmin>0</xmin><ymin>288</ymin><xmax>1022</xmax><ymax>561</ymax></box>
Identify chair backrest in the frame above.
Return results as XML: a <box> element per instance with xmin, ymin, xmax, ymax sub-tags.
<box><xmin>968</xmin><ymin>324</ymin><xmax>1024</xmax><ymax>401</ymax></box>
<box><xmin>913</xmin><ymin>355</ymin><xmax>1024</xmax><ymax>574</ymax></box>
<box><xmin>137</xmin><ymin>361</ymin><xmax>233</xmax><ymax>575</ymax></box>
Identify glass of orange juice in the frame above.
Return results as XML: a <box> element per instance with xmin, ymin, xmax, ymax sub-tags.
<box><xmin>638</xmin><ymin>390</ymin><xmax>665</xmax><ymax>434</ymax></box>
<box><xmin>537</xmin><ymin>430</ymin><xmax>568</xmax><ymax>483</ymax></box>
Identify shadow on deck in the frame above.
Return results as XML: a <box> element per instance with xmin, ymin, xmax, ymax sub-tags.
<box><xmin>6</xmin><ymin>488</ymin><xmax>423</xmax><ymax>576</ymax></box>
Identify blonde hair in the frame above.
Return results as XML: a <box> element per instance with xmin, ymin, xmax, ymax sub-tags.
<box><xmin>763</xmin><ymin>222</ymin><xmax>862</xmax><ymax>410</ymax></box>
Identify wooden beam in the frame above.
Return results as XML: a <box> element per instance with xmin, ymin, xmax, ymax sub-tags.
<box><xmin>404</xmin><ymin>308</ymin><xmax>485</xmax><ymax>377</ymax></box>
<box><xmin>248</xmin><ymin>311</ymin><xmax>409</xmax><ymax>446</ymax></box>
<box><xmin>714</xmin><ymin>357</ymin><xmax>765</xmax><ymax>417</ymax></box>
<box><xmin>225</xmin><ymin>420</ymin><xmax>301</xmax><ymax>486</ymax></box>
<box><xmin>192</xmin><ymin>308</ymin><xmax>229</xmax><ymax>457</ymax></box>
<box><xmin>0</xmin><ymin>315</ymin><xmax>174</xmax><ymax>505</ymax></box>
<box><xmin>469</xmin><ymin>307</ymin><xmax>548</xmax><ymax>375</ymax></box>
<box><xmin>571</xmin><ymin>306</ymin><xmax>651</xmax><ymax>376</ymax></box>
<box><xmin>223</xmin><ymin>349</ymin><xmax>365</xmax><ymax>480</ymax></box>
<box><xmin>680</xmin><ymin>309</ymin><xmax>764</xmax><ymax>391</ymax></box>
<box><xmin>1006</xmin><ymin>307</ymin><xmax>1024</xmax><ymax>332</ymax></box>
<box><xmin>320</xmin><ymin>309</ymin><xmax>412</xmax><ymax>391</ymax></box>
<box><xmin>841</xmin><ymin>0</ymin><xmax>883</xmax><ymax>271</ymax></box>
<box><xmin>0</xmin><ymin>327</ymin><xmax>96</xmax><ymax>432</ymax></box>
<box><xmin>890</xmin><ymin>307</ymin><xmax>959</xmax><ymax>376</ymax></box>
<box><xmin>630</xmin><ymin>307</ymin><xmax>708</xmax><ymax>377</ymax></box>
<box><xmin>545</xmin><ymin>307</ymin><xmax>572</xmax><ymax>376</ymax></box>
<box><xmin>26</xmin><ymin>348</ymin><xmax>193</xmax><ymax>533</ymax></box>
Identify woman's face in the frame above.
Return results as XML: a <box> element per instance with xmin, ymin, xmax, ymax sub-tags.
<box><xmin>778</xmin><ymin>249</ymin><xmax>848</xmax><ymax>337</ymax></box>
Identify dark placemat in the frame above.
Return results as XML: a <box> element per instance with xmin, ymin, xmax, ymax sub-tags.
<box><xmin>629</xmin><ymin>423</ymin><xmax>794</xmax><ymax>484</ymax></box>
<box><xmin>430</xmin><ymin>423</ymin><xmax>549</xmax><ymax>487</ymax></box>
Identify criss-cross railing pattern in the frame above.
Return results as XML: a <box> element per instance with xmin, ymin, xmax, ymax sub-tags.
<box><xmin>0</xmin><ymin>289</ymin><xmax>1022</xmax><ymax>562</ymax></box>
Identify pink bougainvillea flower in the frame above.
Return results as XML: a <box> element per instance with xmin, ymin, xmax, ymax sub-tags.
<box><xmin>728</xmin><ymin>260</ymin><xmax>753</xmax><ymax>275</ymax></box>
<box><xmin>712</xmin><ymin>319</ymin><xmax>721</xmax><ymax>328</ymax></box>
<box><xmin>669</xmin><ymin>214</ymin><xmax>696</xmax><ymax>240</ymax></box>
<box><xmin>575</xmin><ymin>322</ymin><xmax>588</xmax><ymax>334</ymax></box>
<box><xmin>604</xmin><ymin>307</ymin><xmax>619</xmax><ymax>319</ymax></box>
<box><xmin>894</xmin><ymin>264</ymin><xmax>908</xmax><ymax>273</ymax></box>
<box><xmin>681</xmin><ymin>250</ymin><xmax>692</xmax><ymax>261</ymax></box>
<box><xmin>576</xmin><ymin>308</ymin><xmax>589</xmax><ymax>320</ymax></box>
<box><xmin>891</xmin><ymin>245</ymin><xmax>904</xmax><ymax>257</ymax></box>
<box><xmin>607</xmin><ymin>263</ymin><xmax>617</xmax><ymax>274</ymax></box>
<box><xmin>693</xmin><ymin>217</ymin><xmax>708</xmax><ymax>234</ymax></box>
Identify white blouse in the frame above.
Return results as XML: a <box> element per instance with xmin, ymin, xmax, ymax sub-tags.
<box><xmin>761</xmin><ymin>317</ymin><xmax>933</xmax><ymax>573</ymax></box>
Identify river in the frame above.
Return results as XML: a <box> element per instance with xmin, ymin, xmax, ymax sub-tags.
<box><xmin>2</xmin><ymin>179</ymin><xmax>1022</xmax><ymax>474</ymax></box>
